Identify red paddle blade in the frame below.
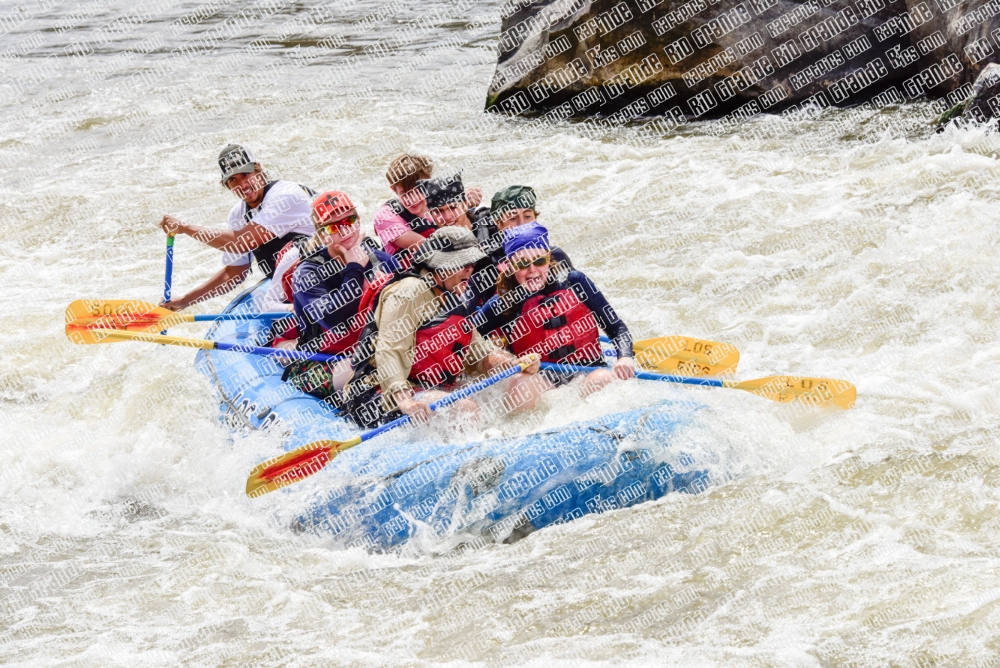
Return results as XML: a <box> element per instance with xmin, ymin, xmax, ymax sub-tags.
<box><xmin>245</xmin><ymin>437</ymin><xmax>361</xmax><ymax>497</ymax></box>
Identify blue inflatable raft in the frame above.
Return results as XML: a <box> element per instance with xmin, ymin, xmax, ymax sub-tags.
<box><xmin>196</xmin><ymin>281</ymin><xmax>712</xmax><ymax>550</ymax></box>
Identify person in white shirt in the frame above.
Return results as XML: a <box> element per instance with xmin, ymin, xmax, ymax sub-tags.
<box><xmin>158</xmin><ymin>144</ymin><xmax>315</xmax><ymax>312</ymax></box>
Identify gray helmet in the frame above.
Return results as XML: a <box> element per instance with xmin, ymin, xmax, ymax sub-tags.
<box><xmin>218</xmin><ymin>144</ymin><xmax>258</xmax><ymax>183</ymax></box>
<box><xmin>414</xmin><ymin>226</ymin><xmax>486</xmax><ymax>271</ymax></box>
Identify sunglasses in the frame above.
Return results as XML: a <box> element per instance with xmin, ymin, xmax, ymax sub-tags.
<box><xmin>319</xmin><ymin>213</ymin><xmax>358</xmax><ymax>233</ymax></box>
<box><xmin>510</xmin><ymin>254</ymin><xmax>550</xmax><ymax>271</ymax></box>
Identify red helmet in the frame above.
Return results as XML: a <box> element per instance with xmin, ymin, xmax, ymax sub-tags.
<box><xmin>312</xmin><ymin>191</ymin><xmax>355</xmax><ymax>226</ymax></box>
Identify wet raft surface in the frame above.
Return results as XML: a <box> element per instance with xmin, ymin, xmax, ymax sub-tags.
<box><xmin>197</xmin><ymin>282</ymin><xmax>709</xmax><ymax>549</ymax></box>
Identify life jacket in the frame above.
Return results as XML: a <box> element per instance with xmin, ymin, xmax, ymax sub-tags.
<box><xmin>295</xmin><ymin>246</ymin><xmax>390</xmax><ymax>355</ymax></box>
<box><xmin>350</xmin><ymin>272</ymin><xmax>475</xmax><ymax>391</ymax></box>
<box><xmin>468</xmin><ymin>207</ymin><xmax>497</xmax><ymax>249</ymax></box>
<box><xmin>409</xmin><ymin>293</ymin><xmax>475</xmax><ymax>389</ymax></box>
<box><xmin>356</xmin><ymin>270</ymin><xmax>394</xmax><ymax>323</ymax></box>
<box><xmin>280</xmin><ymin>232</ymin><xmax>388</xmax><ymax>319</ymax></box>
<box><xmin>246</xmin><ymin>182</ymin><xmax>315</xmax><ymax>279</ymax></box>
<box><xmin>385</xmin><ymin>200</ymin><xmax>436</xmax><ymax>271</ymax></box>
<box><xmin>388</xmin><ymin>198</ymin><xmax>436</xmax><ymax>237</ymax></box>
<box><xmin>507</xmin><ymin>285</ymin><xmax>602</xmax><ymax>365</ymax></box>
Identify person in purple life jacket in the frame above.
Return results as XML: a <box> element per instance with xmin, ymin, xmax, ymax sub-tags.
<box><xmin>475</xmin><ymin>223</ymin><xmax>635</xmax><ymax>398</ymax></box>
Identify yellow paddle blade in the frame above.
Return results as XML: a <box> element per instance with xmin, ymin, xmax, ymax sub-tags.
<box><xmin>725</xmin><ymin>376</ymin><xmax>856</xmax><ymax>410</ymax></box>
<box><xmin>64</xmin><ymin>327</ymin><xmax>216</xmax><ymax>349</ymax></box>
<box><xmin>65</xmin><ymin>326</ymin><xmax>130</xmax><ymax>345</ymax></box>
<box><xmin>634</xmin><ymin>336</ymin><xmax>740</xmax><ymax>377</ymax></box>
<box><xmin>65</xmin><ymin>299</ymin><xmax>193</xmax><ymax>342</ymax></box>
<box><xmin>246</xmin><ymin>436</ymin><xmax>364</xmax><ymax>497</ymax></box>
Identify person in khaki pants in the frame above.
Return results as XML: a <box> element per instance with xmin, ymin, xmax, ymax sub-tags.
<box><xmin>344</xmin><ymin>226</ymin><xmax>543</xmax><ymax>428</ymax></box>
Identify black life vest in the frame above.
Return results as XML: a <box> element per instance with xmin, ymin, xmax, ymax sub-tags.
<box><xmin>245</xmin><ymin>182</ymin><xmax>315</xmax><ymax>279</ymax></box>
<box><xmin>468</xmin><ymin>207</ymin><xmax>497</xmax><ymax>249</ymax></box>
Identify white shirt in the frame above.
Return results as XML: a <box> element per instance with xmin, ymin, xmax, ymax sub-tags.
<box><xmin>258</xmin><ymin>244</ymin><xmax>299</xmax><ymax>312</ymax></box>
<box><xmin>222</xmin><ymin>180</ymin><xmax>315</xmax><ymax>267</ymax></box>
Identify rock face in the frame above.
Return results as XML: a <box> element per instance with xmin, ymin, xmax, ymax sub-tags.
<box><xmin>486</xmin><ymin>0</ymin><xmax>1000</xmax><ymax>122</ymax></box>
<box><xmin>963</xmin><ymin>62</ymin><xmax>1000</xmax><ymax>120</ymax></box>
<box><xmin>936</xmin><ymin>62</ymin><xmax>1000</xmax><ymax>125</ymax></box>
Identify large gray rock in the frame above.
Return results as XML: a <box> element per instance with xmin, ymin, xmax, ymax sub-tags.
<box><xmin>964</xmin><ymin>62</ymin><xmax>1000</xmax><ymax>121</ymax></box>
<box><xmin>486</xmin><ymin>0</ymin><xmax>1000</xmax><ymax>122</ymax></box>
<box><xmin>935</xmin><ymin>62</ymin><xmax>1000</xmax><ymax>127</ymax></box>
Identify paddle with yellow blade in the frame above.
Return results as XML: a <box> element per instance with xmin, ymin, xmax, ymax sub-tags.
<box><xmin>540</xmin><ymin>363</ymin><xmax>856</xmax><ymax>410</ymax></box>
<box><xmin>65</xmin><ymin>299</ymin><xmax>291</xmax><ymax>341</ymax></box>
<box><xmin>245</xmin><ymin>360</ymin><xmax>532</xmax><ymax>497</ymax></box>
<box><xmin>619</xmin><ymin>335</ymin><xmax>739</xmax><ymax>376</ymax></box>
<box><xmin>64</xmin><ymin>328</ymin><xmax>348</xmax><ymax>364</ymax></box>
<box><xmin>68</xmin><ymin>300</ymin><xmax>738</xmax><ymax>376</ymax></box>
<box><xmin>66</xmin><ymin>320</ymin><xmax>741</xmax><ymax>382</ymax></box>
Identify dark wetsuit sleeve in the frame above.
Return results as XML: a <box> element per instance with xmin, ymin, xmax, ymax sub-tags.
<box><xmin>372</xmin><ymin>249</ymin><xmax>403</xmax><ymax>275</ymax></box>
<box><xmin>567</xmin><ymin>271</ymin><xmax>633</xmax><ymax>359</ymax></box>
<box><xmin>293</xmin><ymin>262</ymin><xmax>367</xmax><ymax>333</ymax></box>
<box><xmin>471</xmin><ymin>295</ymin><xmax>510</xmax><ymax>340</ymax></box>
<box><xmin>467</xmin><ymin>257</ymin><xmax>499</xmax><ymax>309</ymax></box>
<box><xmin>551</xmin><ymin>246</ymin><xmax>575</xmax><ymax>271</ymax></box>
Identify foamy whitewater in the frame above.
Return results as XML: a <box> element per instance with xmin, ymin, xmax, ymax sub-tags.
<box><xmin>2</xmin><ymin>1</ymin><xmax>1000</xmax><ymax>665</ymax></box>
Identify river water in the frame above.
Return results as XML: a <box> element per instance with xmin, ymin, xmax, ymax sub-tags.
<box><xmin>3</xmin><ymin>0</ymin><xmax>1000</xmax><ymax>665</ymax></box>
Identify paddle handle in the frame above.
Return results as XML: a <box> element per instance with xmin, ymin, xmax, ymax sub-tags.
<box><xmin>162</xmin><ymin>235</ymin><xmax>174</xmax><ymax>335</ymax></box>
<box><xmin>192</xmin><ymin>312</ymin><xmax>291</xmax><ymax>322</ymax></box>
<box><xmin>163</xmin><ymin>235</ymin><xmax>174</xmax><ymax>303</ymax></box>
<box><xmin>540</xmin><ymin>362</ymin><xmax>725</xmax><ymax>388</ymax></box>
<box><xmin>361</xmin><ymin>362</ymin><xmax>527</xmax><ymax>443</ymax></box>
<box><xmin>213</xmin><ymin>341</ymin><xmax>342</xmax><ymax>363</ymax></box>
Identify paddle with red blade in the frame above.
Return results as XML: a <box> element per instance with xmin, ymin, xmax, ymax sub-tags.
<box><xmin>245</xmin><ymin>360</ymin><xmax>532</xmax><ymax>497</ymax></box>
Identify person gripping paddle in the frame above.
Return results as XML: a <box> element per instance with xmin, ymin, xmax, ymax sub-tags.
<box><xmin>157</xmin><ymin>144</ymin><xmax>315</xmax><ymax>311</ymax></box>
<box><xmin>476</xmin><ymin>222</ymin><xmax>636</xmax><ymax>397</ymax></box>
<box><xmin>342</xmin><ymin>226</ymin><xmax>542</xmax><ymax>428</ymax></box>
